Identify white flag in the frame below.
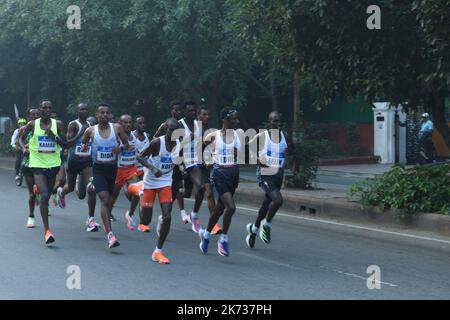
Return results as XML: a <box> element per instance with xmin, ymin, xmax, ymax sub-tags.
<box><xmin>14</xmin><ymin>104</ymin><xmax>19</xmax><ymax>120</ymax></box>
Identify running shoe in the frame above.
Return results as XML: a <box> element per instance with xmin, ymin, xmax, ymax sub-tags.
<box><xmin>151</xmin><ymin>251</ymin><xmax>171</xmax><ymax>264</ymax></box>
<box><xmin>245</xmin><ymin>223</ymin><xmax>257</xmax><ymax>249</ymax></box>
<box><xmin>107</xmin><ymin>232</ymin><xmax>120</xmax><ymax>248</ymax></box>
<box><xmin>125</xmin><ymin>211</ymin><xmax>137</xmax><ymax>231</ymax></box>
<box><xmin>15</xmin><ymin>174</ymin><xmax>23</xmax><ymax>187</ymax></box>
<box><xmin>190</xmin><ymin>212</ymin><xmax>202</xmax><ymax>233</ymax></box>
<box><xmin>217</xmin><ymin>239</ymin><xmax>229</xmax><ymax>257</ymax></box>
<box><xmin>110</xmin><ymin>214</ymin><xmax>117</xmax><ymax>222</ymax></box>
<box><xmin>259</xmin><ymin>222</ymin><xmax>271</xmax><ymax>244</ymax></box>
<box><xmin>86</xmin><ymin>218</ymin><xmax>99</xmax><ymax>232</ymax></box>
<box><xmin>57</xmin><ymin>187</ymin><xmax>66</xmax><ymax>209</ymax></box>
<box><xmin>180</xmin><ymin>211</ymin><xmax>190</xmax><ymax>224</ymax></box>
<box><xmin>26</xmin><ymin>217</ymin><xmax>35</xmax><ymax>228</ymax></box>
<box><xmin>45</xmin><ymin>230</ymin><xmax>55</xmax><ymax>244</ymax></box>
<box><xmin>211</xmin><ymin>224</ymin><xmax>222</xmax><ymax>235</ymax></box>
<box><xmin>137</xmin><ymin>224</ymin><xmax>151</xmax><ymax>232</ymax></box>
<box><xmin>199</xmin><ymin>229</ymin><xmax>209</xmax><ymax>254</ymax></box>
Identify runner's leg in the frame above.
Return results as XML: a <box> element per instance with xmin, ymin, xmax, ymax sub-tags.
<box><xmin>34</xmin><ymin>173</ymin><xmax>57</xmax><ymax>232</ymax></box>
<box><xmin>157</xmin><ymin>202</ymin><xmax>172</xmax><ymax>249</ymax></box>
<box><xmin>25</xmin><ymin>175</ymin><xmax>36</xmax><ymax>218</ymax></box>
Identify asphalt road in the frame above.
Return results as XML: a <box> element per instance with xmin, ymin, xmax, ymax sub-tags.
<box><xmin>1</xmin><ymin>168</ymin><xmax>450</xmax><ymax>300</ymax></box>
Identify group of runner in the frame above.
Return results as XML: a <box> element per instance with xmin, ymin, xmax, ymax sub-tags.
<box><xmin>15</xmin><ymin>99</ymin><xmax>289</xmax><ymax>264</ymax></box>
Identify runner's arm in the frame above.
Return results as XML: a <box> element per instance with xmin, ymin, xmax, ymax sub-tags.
<box><xmin>18</xmin><ymin>121</ymin><xmax>34</xmax><ymax>140</ymax></box>
<box><xmin>80</xmin><ymin>127</ymin><xmax>93</xmax><ymax>151</ymax></box>
<box><xmin>203</xmin><ymin>131</ymin><xmax>216</xmax><ymax>147</ymax></box>
<box><xmin>66</xmin><ymin>121</ymin><xmax>77</xmax><ymax>141</ymax></box>
<box><xmin>248</xmin><ymin>131</ymin><xmax>266</xmax><ymax>166</ymax></box>
<box><xmin>55</xmin><ymin>120</ymin><xmax>85</xmax><ymax>148</ymax></box>
<box><xmin>153</xmin><ymin>123</ymin><xmax>167</xmax><ymax>138</ymax></box>
<box><xmin>136</xmin><ymin>139</ymin><xmax>162</xmax><ymax>177</ymax></box>
<box><xmin>114</xmin><ymin>124</ymin><xmax>130</xmax><ymax>154</ymax></box>
<box><xmin>18</xmin><ymin>131</ymin><xmax>28</xmax><ymax>154</ymax></box>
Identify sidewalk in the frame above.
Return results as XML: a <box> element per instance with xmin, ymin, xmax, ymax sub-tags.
<box><xmin>235</xmin><ymin>163</ymin><xmax>450</xmax><ymax>238</ymax></box>
<box><xmin>317</xmin><ymin>163</ymin><xmax>394</xmax><ymax>177</ymax></box>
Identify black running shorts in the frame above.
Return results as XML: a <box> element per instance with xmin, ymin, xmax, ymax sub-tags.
<box><xmin>32</xmin><ymin>167</ymin><xmax>60</xmax><ymax>179</ymax></box>
<box><xmin>22</xmin><ymin>165</ymin><xmax>34</xmax><ymax>178</ymax></box>
<box><xmin>67</xmin><ymin>157</ymin><xmax>92</xmax><ymax>176</ymax></box>
<box><xmin>201</xmin><ymin>165</ymin><xmax>212</xmax><ymax>185</ymax></box>
<box><xmin>257</xmin><ymin>166</ymin><xmax>284</xmax><ymax>194</ymax></box>
<box><xmin>93</xmin><ymin>163</ymin><xmax>117</xmax><ymax>194</ymax></box>
<box><xmin>212</xmin><ymin>166</ymin><xmax>239</xmax><ymax>197</ymax></box>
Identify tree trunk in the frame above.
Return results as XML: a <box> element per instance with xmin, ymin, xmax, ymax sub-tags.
<box><xmin>293</xmin><ymin>71</ymin><xmax>302</xmax><ymax>171</ymax></box>
<box><xmin>270</xmin><ymin>74</ymin><xmax>278</xmax><ymax>111</ymax></box>
<box><xmin>430</xmin><ymin>94</ymin><xmax>450</xmax><ymax>150</ymax></box>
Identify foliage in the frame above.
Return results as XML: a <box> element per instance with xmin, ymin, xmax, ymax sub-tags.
<box><xmin>0</xmin><ymin>0</ymin><xmax>255</xmax><ymax>127</ymax></box>
<box><xmin>232</xmin><ymin>0</ymin><xmax>450</xmax><ymax>148</ymax></box>
<box><xmin>285</xmin><ymin>139</ymin><xmax>320</xmax><ymax>189</ymax></box>
<box><xmin>348</xmin><ymin>164</ymin><xmax>450</xmax><ymax>217</ymax></box>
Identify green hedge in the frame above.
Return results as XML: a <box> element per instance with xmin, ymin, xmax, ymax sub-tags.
<box><xmin>348</xmin><ymin>164</ymin><xmax>450</xmax><ymax>217</ymax></box>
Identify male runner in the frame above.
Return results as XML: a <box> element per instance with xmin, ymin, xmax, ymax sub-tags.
<box><xmin>122</xmin><ymin>115</ymin><xmax>151</xmax><ymax>230</ymax></box>
<box><xmin>178</xmin><ymin>101</ymin><xmax>207</xmax><ymax>233</ymax></box>
<box><xmin>132</xmin><ymin>115</ymin><xmax>150</xmax><ymax>180</ymax></box>
<box><xmin>61</xmin><ymin>103</ymin><xmax>99</xmax><ymax>232</ymax></box>
<box><xmin>199</xmin><ymin>107</ymin><xmax>242</xmax><ymax>257</ymax></box>
<box><xmin>137</xmin><ymin>118</ymin><xmax>181</xmax><ymax>264</ymax></box>
<box><xmin>153</xmin><ymin>100</ymin><xmax>189</xmax><ymax>224</ymax></box>
<box><xmin>19</xmin><ymin>100</ymin><xmax>81</xmax><ymax>244</ymax></box>
<box><xmin>108</xmin><ymin>114</ymin><xmax>140</xmax><ymax>231</ymax></box>
<box><xmin>18</xmin><ymin>108</ymin><xmax>40</xmax><ymax>228</ymax></box>
<box><xmin>49</xmin><ymin>110</ymin><xmax>67</xmax><ymax>208</ymax></box>
<box><xmin>80</xmin><ymin>104</ymin><xmax>130</xmax><ymax>248</ymax></box>
<box><xmin>245</xmin><ymin>111</ymin><xmax>288</xmax><ymax>248</ymax></box>
<box><xmin>11</xmin><ymin>118</ymin><xmax>27</xmax><ymax>184</ymax></box>
<box><xmin>198</xmin><ymin>106</ymin><xmax>222</xmax><ymax>235</ymax></box>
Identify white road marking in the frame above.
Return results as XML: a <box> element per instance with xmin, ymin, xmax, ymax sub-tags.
<box><xmin>335</xmin><ymin>270</ymin><xmax>398</xmax><ymax>287</ymax></box>
<box><xmin>232</xmin><ymin>203</ymin><xmax>450</xmax><ymax>245</ymax></box>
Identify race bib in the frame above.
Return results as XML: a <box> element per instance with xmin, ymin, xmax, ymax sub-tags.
<box><xmin>97</xmin><ymin>146</ymin><xmax>116</xmax><ymax>162</ymax></box>
<box><xmin>266</xmin><ymin>151</ymin><xmax>285</xmax><ymax>168</ymax></box>
<box><xmin>118</xmin><ymin>150</ymin><xmax>136</xmax><ymax>167</ymax></box>
<box><xmin>37</xmin><ymin>136</ymin><xmax>57</xmax><ymax>153</ymax></box>
<box><xmin>218</xmin><ymin>152</ymin><xmax>235</xmax><ymax>166</ymax></box>
<box><xmin>75</xmin><ymin>141</ymin><xmax>92</xmax><ymax>157</ymax></box>
<box><xmin>159</xmin><ymin>157</ymin><xmax>174</xmax><ymax>173</ymax></box>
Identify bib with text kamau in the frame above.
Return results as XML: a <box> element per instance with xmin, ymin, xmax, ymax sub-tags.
<box><xmin>38</xmin><ymin>136</ymin><xmax>57</xmax><ymax>153</ymax></box>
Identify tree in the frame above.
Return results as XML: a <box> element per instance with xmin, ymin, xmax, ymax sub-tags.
<box><xmin>232</xmin><ymin>0</ymin><xmax>450</xmax><ymax>148</ymax></box>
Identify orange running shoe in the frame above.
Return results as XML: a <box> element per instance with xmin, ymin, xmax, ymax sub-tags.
<box><xmin>211</xmin><ymin>224</ymin><xmax>222</xmax><ymax>235</ymax></box>
<box><xmin>152</xmin><ymin>251</ymin><xmax>171</xmax><ymax>264</ymax></box>
<box><xmin>44</xmin><ymin>230</ymin><xmax>55</xmax><ymax>244</ymax></box>
<box><xmin>138</xmin><ymin>224</ymin><xmax>151</xmax><ymax>232</ymax></box>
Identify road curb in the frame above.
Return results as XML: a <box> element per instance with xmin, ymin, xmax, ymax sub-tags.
<box><xmin>234</xmin><ymin>187</ymin><xmax>450</xmax><ymax>237</ymax></box>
